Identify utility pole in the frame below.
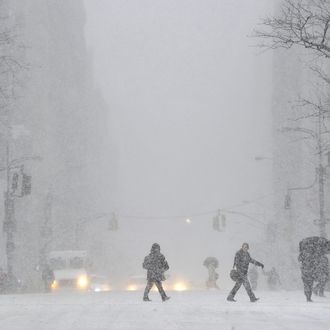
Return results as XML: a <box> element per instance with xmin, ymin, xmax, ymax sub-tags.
<box><xmin>281</xmin><ymin>123</ymin><xmax>328</xmax><ymax>238</ymax></box>
<box><xmin>39</xmin><ymin>192</ymin><xmax>53</xmax><ymax>267</ymax></box>
<box><xmin>1</xmin><ymin>138</ymin><xmax>41</xmax><ymax>283</ymax></box>
<box><xmin>3</xmin><ymin>142</ymin><xmax>15</xmax><ymax>277</ymax></box>
<box><xmin>317</xmin><ymin>109</ymin><xmax>326</xmax><ymax>238</ymax></box>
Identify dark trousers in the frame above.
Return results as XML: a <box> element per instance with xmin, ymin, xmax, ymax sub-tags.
<box><xmin>302</xmin><ymin>274</ymin><xmax>313</xmax><ymax>301</ymax></box>
<box><xmin>143</xmin><ymin>280</ymin><xmax>167</xmax><ymax>299</ymax></box>
<box><xmin>313</xmin><ymin>275</ymin><xmax>328</xmax><ymax>297</ymax></box>
<box><xmin>228</xmin><ymin>275</ymin><xmax>256</xmax><ymax>301</ymax></box>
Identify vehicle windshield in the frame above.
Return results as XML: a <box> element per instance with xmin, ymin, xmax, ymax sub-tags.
<box><xmin>49</xmin><ymin>257</ymin><xmax>66</xmax><ymax>270</ymax></box>
<box><xmin>70</xmin><ymin>257</ymin><xmax>84</xmax><ymax>269</ymax></box>
<box><xmin>48</xmin><ymin>251</ymin><xmax>88</xmax><ymax>270</ymax></box>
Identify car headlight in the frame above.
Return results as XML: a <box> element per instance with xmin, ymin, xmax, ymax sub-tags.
<box><xmin>51</xmin><ymin>280</ymin><xmax>57</xmax><ymax>289</ymax></box>
<box><xmin>77</xmin><ymin>276</ymin><xmax>89</xmax><ymax>289</ymax></box>
<box><xmin>173</xmin><ymin>282</ymin><xmax>188</xmax><ymax>291</ymax></box>
<box><xmin>126</xmin><ymin>284</ymin><xmax>138</xmax><ymax>291</ymax></box>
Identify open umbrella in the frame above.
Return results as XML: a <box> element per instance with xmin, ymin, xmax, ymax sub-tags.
<box><xmin>203</xmin><ymin>257</ymin><xmax>219</xmax><ymax>268</ymax></box>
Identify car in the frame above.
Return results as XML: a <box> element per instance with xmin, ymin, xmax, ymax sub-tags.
<box><xmin>89</xmin><ymin>275</ymin><xmax>111</xmax><ymax>292</ymax></box>
<box><xmin>48</xmin><ymin>250</ymin><xmax>91</xmax><ymax>291</ymax></box>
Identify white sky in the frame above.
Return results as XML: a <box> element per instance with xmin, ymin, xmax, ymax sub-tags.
<box><xmin>82</xmin><ymin>0</ymin><xmax>275</xmax><ymax>283</ymax></box>
<box><xmin>84</xmin><ymin>0</ymin><xmax>274</xmax><ymax>217</ymax></box>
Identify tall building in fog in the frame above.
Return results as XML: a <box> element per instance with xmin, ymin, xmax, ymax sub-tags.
<box><xmin>0</xmin><ymin>0</ymin><xmax>112</xmax><ymax>289</ymax></box>
<box><xmin>270</xmin><ymin>2</ymin><xmax>330</xmax><ymax>287</ymax></box>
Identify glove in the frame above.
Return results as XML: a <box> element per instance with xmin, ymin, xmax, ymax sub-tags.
<box><xmin>256</xmin><ymin>262</ymin><xmax>264</xmax><ymax>269</ymax></box>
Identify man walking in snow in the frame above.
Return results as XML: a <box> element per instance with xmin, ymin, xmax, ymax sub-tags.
<box><xmin>298</xmin><ymin>237</ymin><xmax>330</xmax><ymax>301</ymax></box>
<box><xmin>227</xmin><ymin>242</ymin><xmax>264</xmax><ymax>302</ymax></box>
<box><xmin>142</xmin><ymin>243</ymin><xmax>170</xmax><ymax>302</ymax></box>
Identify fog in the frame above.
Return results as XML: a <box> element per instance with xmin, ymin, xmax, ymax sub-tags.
<box><xmin>3</xmin><ymin>1</ymin><xmax>330</xmax><ymax>328</ymax></box>
<box><xmin>83</xmin><ymin>0</ymin><xmax>274</xmax><ymax>287</ymax></box>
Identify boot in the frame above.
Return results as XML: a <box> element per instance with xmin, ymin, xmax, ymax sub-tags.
<box><xmin>143</xmin><ymin>297</ymin><xmax>152</xmax><ymax>302</ymax></box>
<box><xmin>162</xmin><ymin>296</ymin><xmax>170</xmax><ymax>302</ymax></box>
<box><xmin>227</xmin><ymin>296</ymin><xmax>236</xmax><ymax>302</ymax></box>
<box><xmin>250</xmin><ymin>297</ymin><xmax>259</xmax><ymax>302</ymax></box>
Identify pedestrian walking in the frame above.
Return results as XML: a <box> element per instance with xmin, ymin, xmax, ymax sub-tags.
<box><xmin>203</xmin><ymin>257</ymin><xmax>219</xmax><ymax>289</ymax></box>
<box><xmin>227</xmin><ymin>243</ymin><xmax>264</xmax><ymax>302</ymax></box>
<box><xmin>298</xmin><ymin>236</ymin><xmax>330</xmax><ymax>302</ymax></box>
<box><xmin>142</xmin><ymin>243</ymin><xmax>170</xmax><ymax>302</ymax></box>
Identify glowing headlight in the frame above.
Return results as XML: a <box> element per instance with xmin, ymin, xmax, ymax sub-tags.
<box><xmin>51</xmin><ymin>280</ymin><xmax>57</xmax><ymax>289</ymax></box>
<box><xmin>173</xmin><ymin>282</ymin><xmax>188</xmax><ymax>291</ymax></box>
<box><xmin>77</xmin><ymin>276</ymin><xmax>89</xmax><ymax>289</ymax></box>
<box><xmin>126</xmin><ymin>284</ymin><xmax>138</xmax><ymax>291</ymax></box>
<box><xmin>103</xmin><ymin>285</ymin><xmax>111</xmax><ymax>292</ymax></box>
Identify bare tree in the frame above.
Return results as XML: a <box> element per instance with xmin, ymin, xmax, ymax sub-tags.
<box><xmin>255</xmin><ymin>0</ymin><xmax>330</xmax><ymax>58</ymax></box>
<box><xmin>0</xmin><ymin>0</ymin><xmax>24</xmax><ymax>118</ymax></box>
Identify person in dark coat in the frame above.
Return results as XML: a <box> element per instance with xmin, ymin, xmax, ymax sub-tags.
<box><xmin>41</xmin><ymin>264</ymin><xmax>55</xmax><ymax>293</ymax></box>
<box><xmin>142</xmin><ymin>243</ymin><xmax>170</xmax><ymax>302</ymax></box>
<box><xmin>227</xmin><ymin>243</ymin><xmax>264</xmax><ymax>302</ymax></box>
<box><xmin>298</xmin><ymin>236</ymin><xmax>330</xmax><ymax>302</ymax></box>
<box><xmin>312</xmin><ymin>255</ymin><xmax>329</xmax><ymax>297</ymax></box>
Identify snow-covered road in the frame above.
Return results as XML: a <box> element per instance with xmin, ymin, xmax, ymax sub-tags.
<box><xmin>0</xmin><ymin>290</ymin><xmax>328</xmax><ymax>330</ymax></box>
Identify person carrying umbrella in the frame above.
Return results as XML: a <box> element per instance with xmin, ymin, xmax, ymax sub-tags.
<box><xmin>203</xmin><ymin>257</ymin><xmax>219</xmax><ymax>289</ymax></box>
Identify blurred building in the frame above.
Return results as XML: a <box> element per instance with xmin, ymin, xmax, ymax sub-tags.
<box><xmin>0</xmin><ymin>0</ymin><xmax>112</xmax><ymax>290</ymax></box>
<box><xmin>270</xmin><ymin>2</ymin><xmax>330</xmax><ymax>288</ymax></box>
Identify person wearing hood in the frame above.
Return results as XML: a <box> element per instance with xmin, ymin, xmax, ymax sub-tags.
<box><xmin>142</xmin><ymin>243</ymin><xmax>170</xmax><ymax>302</ymax></box>
<box><xmin>227</xmin><ymin>243</ymin><xmax>264</xmax><ymax>302</ymax></box>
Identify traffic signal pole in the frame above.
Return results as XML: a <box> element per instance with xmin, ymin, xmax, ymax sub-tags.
<box><xmin>2</xmin><ymin>140</ymin><xmax>40</xmax><ymax>281</ymax></box>
<box><xmin>4</xmin><ymin>142</ymin><xmax>15</xmax><ymax>277</ymax></box>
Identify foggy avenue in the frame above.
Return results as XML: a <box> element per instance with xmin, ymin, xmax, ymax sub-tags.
<box><xmin>1</xmin><ymin>0</ymin><xmax>330</xmax><ymax>330</ymax></box>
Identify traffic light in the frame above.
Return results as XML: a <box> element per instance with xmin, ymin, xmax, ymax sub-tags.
<box><xmin>284</xmin><ymin>193</ymin><xmax>291</xmax><ymax>209</ymax></box>
<box><xmin>108</xmin><ymin>213</ymin><xmax>118</xmax><ymax>231</ymax></box>
<box><xmin>213</xmin><ymin>215</ymin><xmax>220</xmax><ymax>231</ymax></box>
<box><xmin>221</xmin><ymin>214</ymin><xmax>226</xmax><ymax>228</ymax></box>
<box><xmin>9</xmin><ymin>168</ymin><xmax>32</xmax><ymax>197</ymax></box>
<box><xmin>213</xmin><ymin>212</ymin><xmax>226</xmax><ymax>232</ymax></box>
<box><xmin>11</xmin><ymin>172</ymin><xmax>19</xmax><ymax>192</ymax></box>
<box><xmin>22</xmin><ymin>174</ymin><xmax>32</xmax><ymax>195</ymax></box>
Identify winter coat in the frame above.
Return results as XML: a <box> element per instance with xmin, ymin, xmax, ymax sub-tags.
<box><xmin>314</xmin><ymin>256</ymin><xmax>329</xmax><ymax>281</ymax></box>
<box><xmin>298</xmin><ymin>237</ymin><xmax>330</xmax><ymax>279</ymax></box>
<box><xmin>233</xmin><ymin>249</ymin><xmax>263</xmax><ymax>276</ymax></box>
<box><xmin>143</xmin><ymin>251</ymin><xmax>169</xmax><ymax>282</ymax></box>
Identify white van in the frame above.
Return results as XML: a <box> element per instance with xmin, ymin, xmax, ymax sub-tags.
<box><xmin>48</xmin><ymin>250</ymin><xmax>90</xmax><ymax>291</ymax></box>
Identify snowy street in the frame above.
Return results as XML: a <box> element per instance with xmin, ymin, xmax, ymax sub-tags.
<box><xmin>0</xmin><ymin>290</ymin><xmax>328</xmax><ymax>330</ymax></box>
